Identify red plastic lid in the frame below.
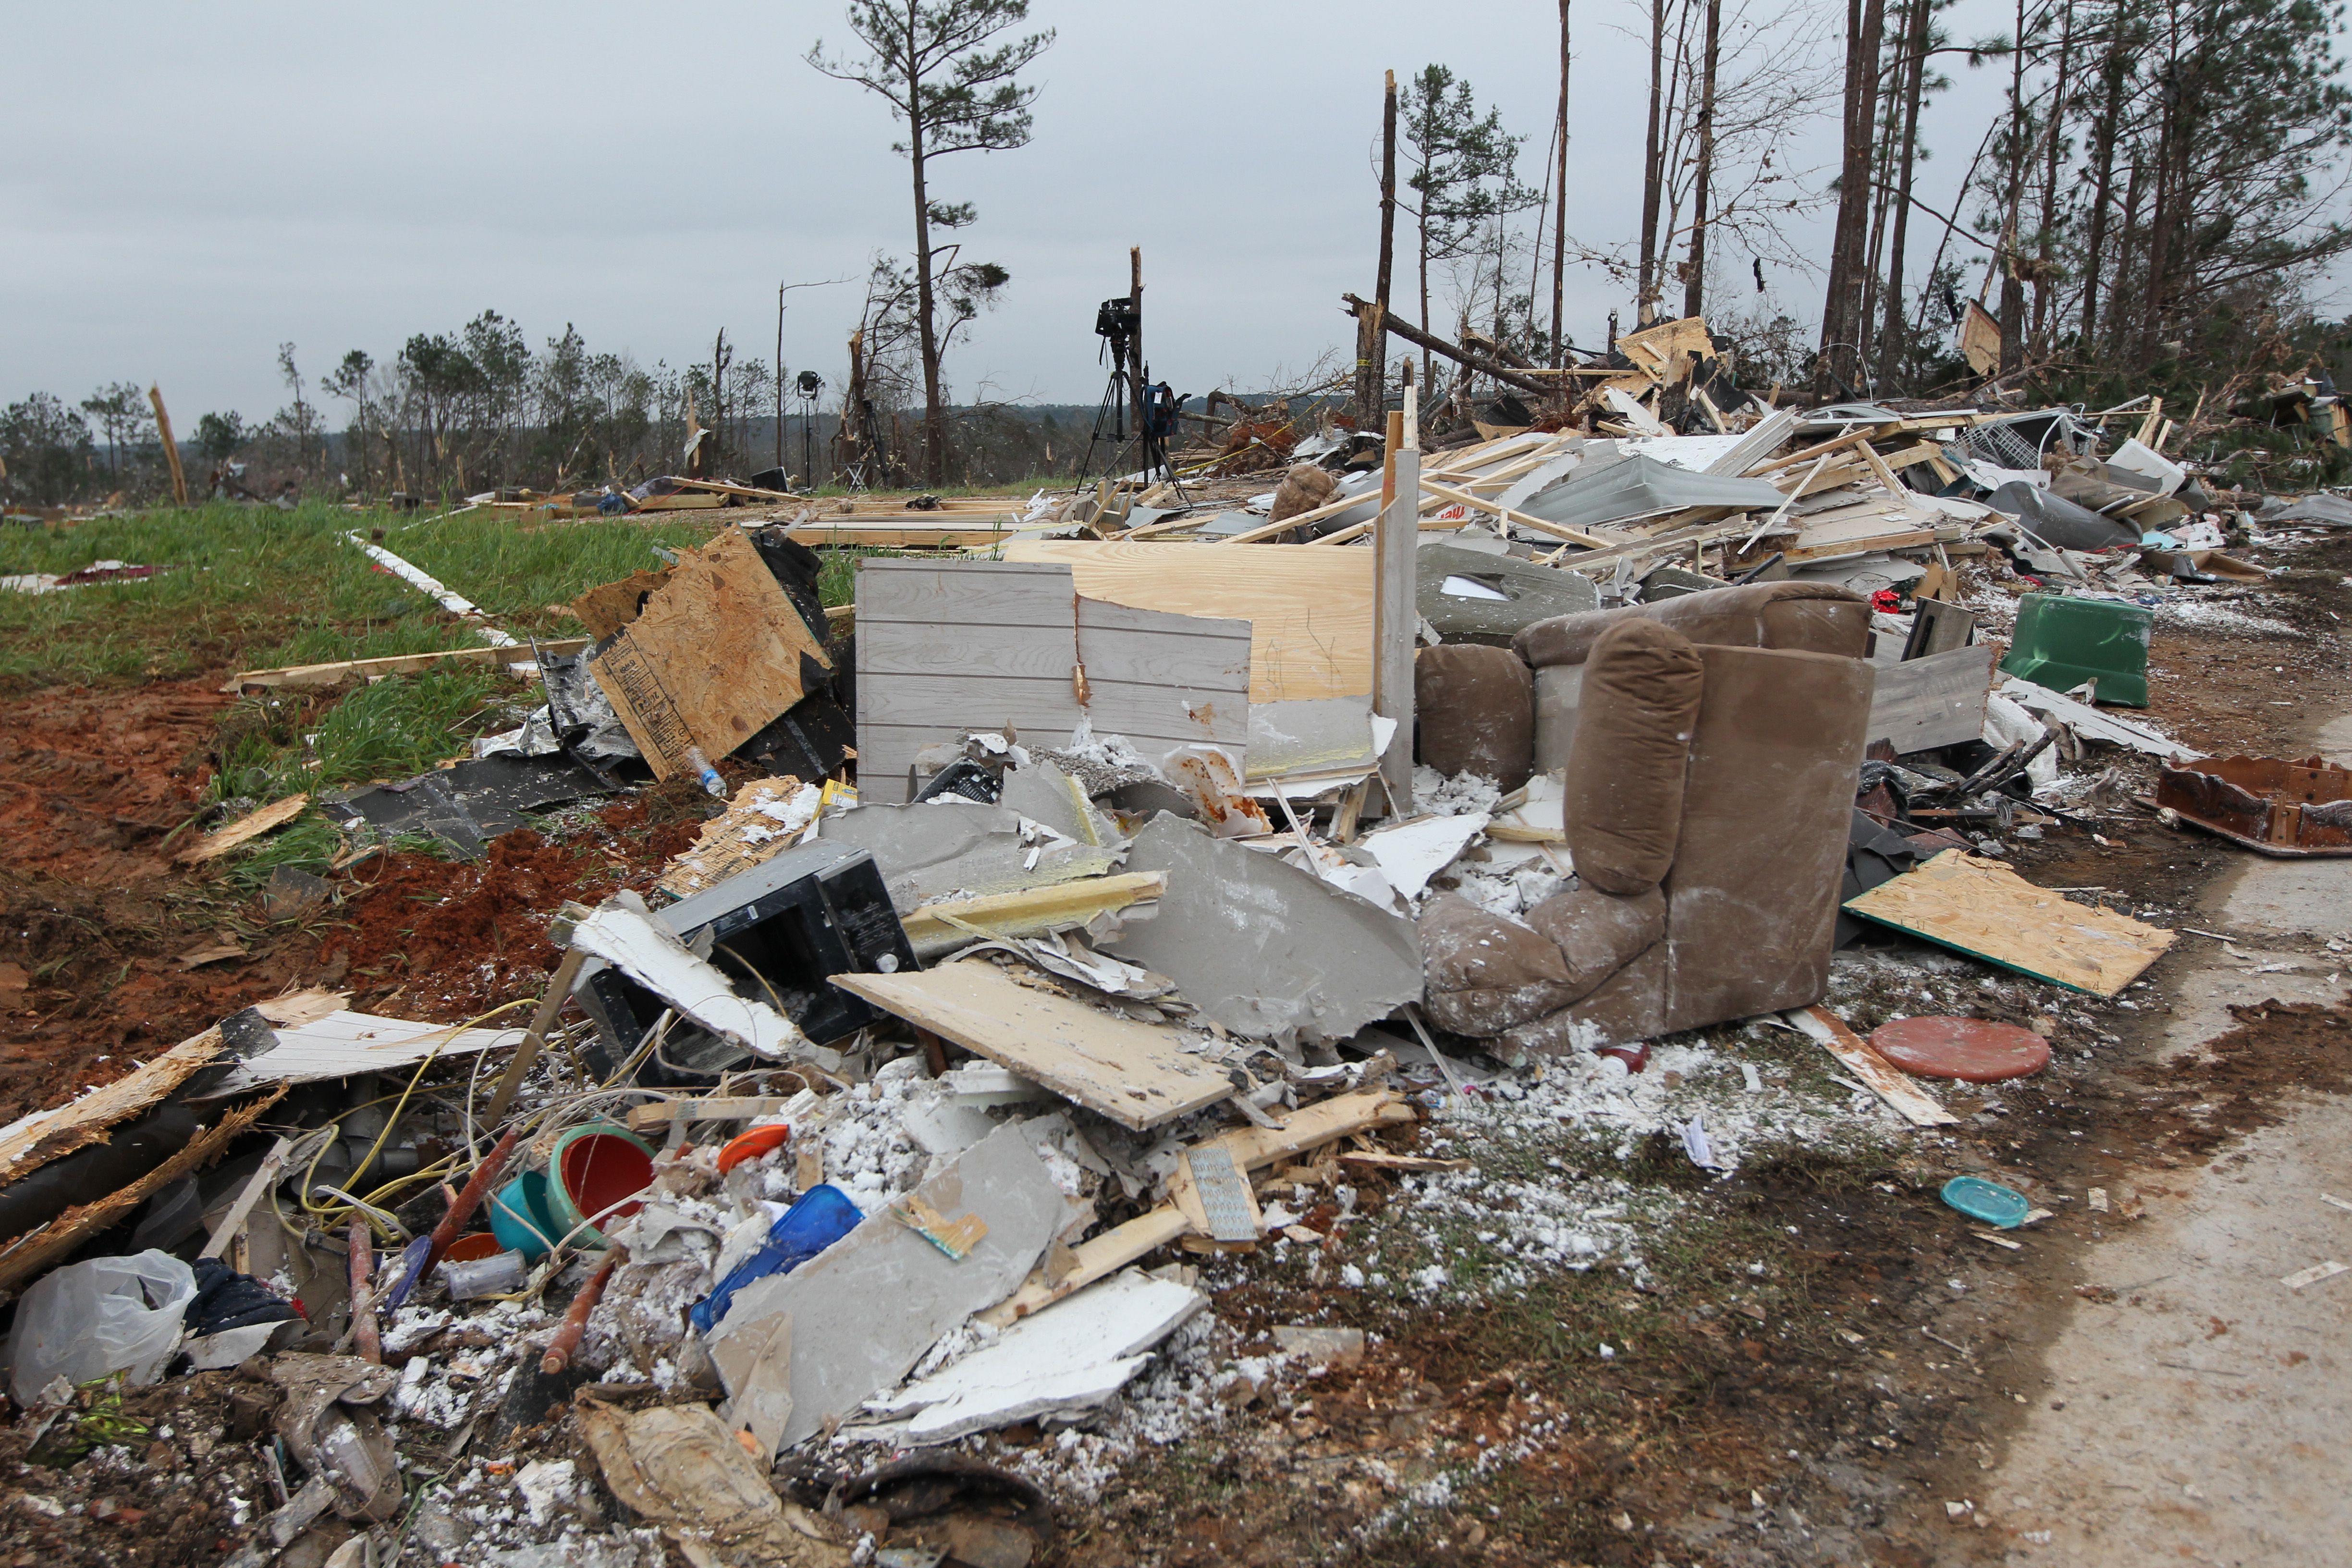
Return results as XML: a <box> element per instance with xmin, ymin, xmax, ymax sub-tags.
<box><xmin>1870</xmin><ymin>1016</ymin><xmax>2051</xmax><ymax>1082</ymax></box>
<box><xmin>716</xmin><ymin>1124</ymin><xmax>793</xmax><ymax>1176</ymax></box>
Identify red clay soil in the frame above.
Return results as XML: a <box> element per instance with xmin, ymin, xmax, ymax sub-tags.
<box><xmin>318</xmin><ymin>798</ymin><xmax>707</xmax><ymax>1021</ymax></box>
<box><xmin>0</xmin><ymin>679</ymin><xmax>233</xmax><ymax>883</ymax></box>
<box><xmin>0</xmin><ymin>679</ymin><xmax>315</xmax><ymax>1126</ymax></box>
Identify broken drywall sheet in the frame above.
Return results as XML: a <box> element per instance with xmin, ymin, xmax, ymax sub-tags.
<box><xmin>705</xmin><ymin>1121</ymin><xmax>1064</xmax><ymax>1454</ymax></box>
<box><xmin>1105</xmin><ymin>815</ymin><xmax>1423</xmax><ymax>1040</ymax></box>
<box><xmin>567</xmin><ymin>894</ymin><xmax>809</xmax><ymax>1058</ymax></box>
<box><xmin>867</xmin><ymin>1268</ymin><xmax>1206</xmax><ymax>1442</ymax></box>
<box><xmin>1359</xmin><ymin>813</ymin><xmax>1490</xmax><ymax>902</ymax></box>
<box><xmin>997</xmin><ymin>759</ymin><xmax>1122</xmax><ymax>849</ymax></box>
<box><xmin>817</xmin><ymin>800</ymin><xmax>1118</xmax><ymax>912</ymax></box>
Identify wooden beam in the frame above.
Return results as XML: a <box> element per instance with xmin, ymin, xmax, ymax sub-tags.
<box><xmin>148</xmin><ymin>385</ymin><xmax>190</xmax><ymax>507</ymax></box>
<box><xmin>224</xmin><ymin>637</ymin><xmax>590</xmax><ymax>693</ymax></box>
<box><xmin>1341</xmin><ymin>294</ymin><xmax>1556</xmax><ymax>397</ymax></box>
<box><xmin>1419</xmin><ymin>479</ymin><xmax>1611</xmax><ymax>549</ymax></box>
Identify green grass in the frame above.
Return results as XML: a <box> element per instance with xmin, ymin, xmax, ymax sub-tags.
<box><xmin>0</xmin><ymin>500</ymin><xmax>722</xmax><ymax>690</ymax></box>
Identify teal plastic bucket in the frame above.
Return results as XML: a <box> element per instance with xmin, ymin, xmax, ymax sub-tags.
<box><xmin>544</xmin><ymin>1124</ymin><xmax>656</xmax><ymax>1250</ymax></box>
<box><xmin>489</xmin><ymin>1170</ymin><xmax>561</xmax><ymax>1260</ymax></box>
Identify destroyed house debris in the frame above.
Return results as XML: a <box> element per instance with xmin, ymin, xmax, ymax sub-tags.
<box><xmin>11</xmin><ymin>306</ymin><xmax>2352</xmax><ymax>1568</ymax></box>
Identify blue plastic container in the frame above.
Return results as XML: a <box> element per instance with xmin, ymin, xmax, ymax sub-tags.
<box><xmin>1941</xmin><ymin>1175</ymin><xmax>2032</xmax><ymax>1229</ymax></box>
<box><xmin>489</xmin><ymin>1170</ymin><xmax>562</xmax><ymax>1260</ymax></box>
<box><xmin>689</xmin><ymin>1184</ymin><xmax>863</xmax><ymax>1336</ymax></box>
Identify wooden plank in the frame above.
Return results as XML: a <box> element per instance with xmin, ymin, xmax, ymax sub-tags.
<box><xmin>1842</xmin><ymin>849</ymin><xmax>2177</xmax><ymax>995</ymax></box>
<box><xmin>198</xmin><ymin>1136</ymin><xmax>292</xmax><ymax>1260</ymax></box>
<box><xmin>224</xmin><ymin>638</ymin><xmax>592</xmax><ymax>693</ymax></box>
<box><xmin>978</xmin><ymin>1088</ymin><xmax>1416</xmax><ymax>1323</ymax></box>
<box><xmin>830</xmin><ymin>961</ymin><xmax>1237</xmax><ymax>1131</ymax></box>
<box><xmin>179</xmin><ymin>794</ymin><xmax>308</xmax><ymax>863</ymax></box>
<box><xmin>1868</xmin><ymin>644</ymin><xmax>1996</xmax><ymax>752</ymax></box>
<box><xmin>899</xmin><ymin>872</ymin><xmax>1166</xmax><ymax>946</ymax></box>
<box><xmin>1000</xmin><ymin>541</ymin><xmax>1373</xmax><ymax>704</ymax></box>
<box><xmin>589</xmin><ymin>527</ymin><xmax>830</xmax><ymax>781</ymax></box>
<box><xmin>1785</xmin><ymin>1007</ymin><xmax>1958</xmax><ymax>1126</ymax></box>
<box><xmin>625</xmin><ymin>1095</ymin><xmax>792</xmax><ymax>1132</ymax></box>
<box><xmin>1418</xmin><ymin>479</ymin><xmax>1610</xmax><ymax>548</ymax></box>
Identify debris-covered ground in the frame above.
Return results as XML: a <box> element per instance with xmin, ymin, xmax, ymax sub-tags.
<box><xmin>3</xmin><ymin>392</ymin><xmax>2350</xmax><ymax>1568</ymax></box>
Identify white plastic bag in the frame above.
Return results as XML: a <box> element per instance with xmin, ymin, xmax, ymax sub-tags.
<box><xmin>7</xmin><ymin>1250</ymin><xmax>197</xmax><ymax>1403</ymax></box>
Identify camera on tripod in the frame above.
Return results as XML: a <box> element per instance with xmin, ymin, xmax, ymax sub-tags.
<box><xmin>1094</xmin><ymin>296</ymin><xmax>1138</xmax><ymax>354</ymax></box>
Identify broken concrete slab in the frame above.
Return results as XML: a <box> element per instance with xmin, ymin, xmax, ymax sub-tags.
<box><xmin>705</xmin><ymin>1121</ymin><xmax>1065</xmax><ymax>1454</ymax></box>
<box><xmin>867</xmin><ymin>1268</ymin><xmax>1206</xmax><ymax>1443</ymax></box>
<box><xmin>1105</xmin><ymin>815</ymin><xmax>1423</xmax><ymax>1040</ymax></box>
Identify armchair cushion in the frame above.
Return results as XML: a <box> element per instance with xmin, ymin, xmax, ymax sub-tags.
<box><xmin>1414</xmin><ymin>644</ymin><xmax>1535</xmax><ymax>789</ymax></box>
<box><xmin>1512</xmin><ymin>581</ymin><xmax>1871</xmax><ymax>670</ymax></box>
<box><xmin>1562</xmin><ymin>619</ymin><xmax>1705</xmax><ymax>895</ymax></box>
<box><xmin>1417</xmin><ymin>892</ymin><xmax>1584</xmax><ymax>1036</ymax></box>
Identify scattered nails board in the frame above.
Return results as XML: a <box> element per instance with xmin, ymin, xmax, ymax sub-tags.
<box><xmin>831</xmin><ymin>960</ymin><xmax>1237</xmax><ymax>1131</ymax></box>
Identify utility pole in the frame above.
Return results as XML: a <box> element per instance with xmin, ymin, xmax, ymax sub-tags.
<box><xmin>1552</xmin><ymin>2</ymin><xmax>1570</xmax><ymax>366</ymax></box>
<box><xmin>1128</xmin><ymin>247</ymin><xmax>1147</xmax><ymax>441</ymax></box>
<box><xmin>1360</xmin><ymin>69</ymin><xmax>1400</xmax><ymax>426</ymax></box>
<box><xmin>775</xmin><ymin>282</ymin><xmax>786</xmax><ymax>471</ymax></box>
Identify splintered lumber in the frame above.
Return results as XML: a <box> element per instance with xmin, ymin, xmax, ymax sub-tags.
<box><xmin>1782</xmin><ymin>1008</ymin><xmax>1958</xmax><ymax>1127</ymax></box>
<box><xmin>979</xmin><ymin>1087</ymin><xmax>1417</xmax><ymax>1324</ymax></box>
<box><xmin>224</xmin><ymin>638</ymin><xmax>591</xmax><ymax>693</ymax></box>
<box><xmin>830</xmin><ymin>960</ymin><xmax>1236</xmax><ymax>1131</ymax></box>
<box><xmin>1842</xmin><ymin>850</ymin><xmax>2177</xmax><ymax>995</ymax></box>
<box><xmin>0</xmin><ymin>1087</ymin><xmax>287</xmax><ymax>1294</ymax></box>
<box><xmin>178</xmin><ymin>794</ymin><xmax>309</xmax><ymax>863</ymax></box>
<box><xmin>1001</xmin><ymin>540</ymin><xmax>1373</xmax><ymax>703</ymax></box>
<box><xmin>1340</xmin><ymin>294</ymin><xmax>1555</xmax><ymax>396</ymax></box>
<box><xmin>898</xmin><ymin>872</ymin><xmax>1166</xmax><ymax>948</ymax></box>
<box><xmin>1418</xmin><ymin>480</ymin><xmax>1610</xmax><ymax>548</ymax></box>
<box><xmin>625</xmin><ymin>1096</ymin><xmax>793</xmax><ymax>1133</ymax></box>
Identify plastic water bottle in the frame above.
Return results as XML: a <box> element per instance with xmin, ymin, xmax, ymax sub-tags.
<box><xmin>684</xmin><ymin>746</ymin><xmax>725</xmax><ymax>798</ymax></box>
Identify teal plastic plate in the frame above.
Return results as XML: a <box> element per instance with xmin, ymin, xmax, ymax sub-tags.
<box><xmin>1941</xmin><ymin>1176</ymin><xmax>2031</xmax><ymax>1229</ymax></box>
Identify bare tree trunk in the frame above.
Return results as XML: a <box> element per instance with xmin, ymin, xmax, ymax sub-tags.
<box><xmin>1360</xmin><ymin>70</ymin><xmax>1398</xmax><ymax>425</ymax></box>
<box><xmin>1553</xmin><ymin>0</ymin><xmax>1570</xmax><ymax>363</ymax></box>
<box><xmin>1875</xmin><ymin>0</ymin><xmax>1933</xmax><ymax>386</ymax></box>
<box><xmin>2109</xmin><ymin>150</ymin><xmax>2144</xmax><ymax>358</ymax></box>
<box><xmin>1638</xmin><ymin>0</ymin><xmax>1667</xmax><ymax>325</ymax></box>
<box><xmin>2031</xmin><ymin>2</ymin><xmax>2075</xmax><ymax>360</ymax></box>
<box><xmin>2079</xmin><ymin>30</ymin><xmax>2128</xmax><ymax>347</ymax></box>
<box><xmin>2138</xmin><ymin>19</ymin><xmax>2184</xmax><ymax>367</ymax></box>
<box><xmin>1819</xmin><ymin>0</ymin><xmax>1885</xmax><ymax>393</ymax></box>
<box><xmin>906</xmin><ymin>42</ymin><xmax>944</xmax><ymax>487</ymax></box>
<box><xmin>1683</xmin><ymin>0</ymin><xmax>1723</xmax><ymax>321</ymax></box>
<box><xmin>1995</xmin><ymin>0</ymin><xmax>2030</xmax><ymax>376</ymax></box>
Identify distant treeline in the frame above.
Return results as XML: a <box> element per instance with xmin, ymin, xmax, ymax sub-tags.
<box><xmin>0</xmin><ymin>311</ymin><xmax>1152</xmax><ymax>508</ymax></box>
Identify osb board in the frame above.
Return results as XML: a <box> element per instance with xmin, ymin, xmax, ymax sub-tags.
<box><xmin>589</xmin><ymin>528</ymin><xmax>830</xmax><ymax>780</ymax></box>
<box><xmin>1843</xmin><ymin>850</ymin><xmax>2176</xmax><ymax>996</ymax></box>
<box><xmin>831</xmin><ymin>961</ymin><xmax>1236</xmax><ymax>1131</ymax></box>
<box><xmin>1000</xmin><ymin>541</ymin><xmax>1372</xmax><ymax>704</ymax></box>
<box><xmin>1615</xmin><ymin>315</ymin><xmax>1712</xmax><ymax>381</ymax></box>
<box><xmin>855</xmin><ymin>559</ymin><xmax>1250</xmax><ymax>804</ymax></box>
<box><xmin>568</xmin><ymin>566</ymin><xmax>673</xmax><ymax>641</ymax></box>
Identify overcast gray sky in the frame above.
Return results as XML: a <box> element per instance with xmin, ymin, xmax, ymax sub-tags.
<box><xmin>5</xmin><ymin>0</ymin><xmax>2028</xmax><ymax>424</ymax></box>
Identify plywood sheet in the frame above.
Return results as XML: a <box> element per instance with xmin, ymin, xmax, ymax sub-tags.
<box><xmin>830</xmin><ymin>960</ymin><xmax>1236</xmax><ymax>1130</ymax></box>
<box><xmin>1842</xmin><ymin>850</ymin><xmax>2176</xmax><ymax>995</ymax></box>
<box><xmin>1867</xmin><ymin>644</ymin><xmax>1997</xmax><ymax>753</ymax></box>
<box><xmin>854</xmin><ymin>559</ymin><xmax>1251</xmax><ymax>804</ymax></box>
<box><xmin>999</xmin><ymin>541</ymin><xmax>1372</xmax><ymax>703</ymax></box>
<box><xmin>589</xmin><ymin>528</ymin><xmax>829</xmax><ymax>780</ymax></box>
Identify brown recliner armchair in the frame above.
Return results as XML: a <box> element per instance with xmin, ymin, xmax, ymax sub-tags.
<box><xmin>1415</xmin><ymin>582</ymin><xmax>1874</xmax><ymax>1054</ymax></box>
